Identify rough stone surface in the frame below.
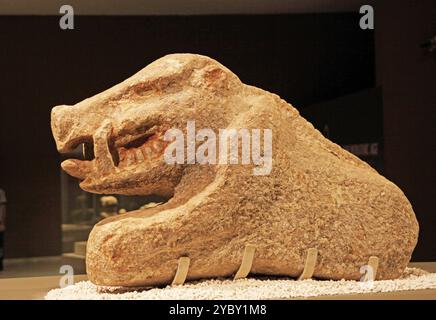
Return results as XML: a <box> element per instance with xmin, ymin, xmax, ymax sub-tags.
<box><xmin>51</xmin><ymin>53</ymin><xmax>419</xmax><ymax>287</ymax></box>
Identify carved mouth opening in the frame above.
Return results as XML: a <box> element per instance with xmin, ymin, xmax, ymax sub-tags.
<box><xmin>119</xmin><ymin>133</ymin><xmax>153</xmax><ymax>149</ymax></box>
<box><xmin>60</xmin><ymin>128</ymin><xmax>176</xmax><ymax>219</ymax></box>
<box><xmin>60</xmin><ymin>125</ymin><xmax>169</xmax><ymax>192</ymax></box>
<box><xmin>83</xmin><ymin>140</ymin><xmax>95</xmax><ymax>161</ymax></box>
<box><xmin>62</xmin><ymin>137</ymin><xmax>95</xmax><ymax>162</ymax></box>
<box><xmin>112</xmin><ymin>130</ymin><xmax>167</xmax><ymax>169</ymax></box>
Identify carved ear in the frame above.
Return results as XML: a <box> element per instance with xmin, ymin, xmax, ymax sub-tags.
<box><xmin>191</xmin><ymin>65</ymin><xmax>231</xmax><ymax>91</ymax></box>
<box><xmin>203</xmin><ymin>66</ymin><xmax>228</xmax><ymax>85</ymax></box>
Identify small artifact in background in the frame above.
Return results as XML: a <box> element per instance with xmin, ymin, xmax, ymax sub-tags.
<box><xmin>99</xmin><ymin>196</ymin><xmax>119</xmax><ymax>219</ymax></box>
<box><xmin>421</xmin><ymin>35</ymin><xmax>436</xmax><ymax>57</ymax></box>
<box><xmin>70</xmin><ymin>193</ymin><xmax>96</xmax><ymax>224</ymax></box>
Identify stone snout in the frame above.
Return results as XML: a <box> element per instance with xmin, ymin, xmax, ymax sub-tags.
<box><xmin>51</xmin><ymin>104</ymin><xmax>115</xmax><ymax>179</ymax></box>
<box><xmin>51</xmin><ymin>104</ymin><xmax>104</xmax><ymax>154</ymax></box>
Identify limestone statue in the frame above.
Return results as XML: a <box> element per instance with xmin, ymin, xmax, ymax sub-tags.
<box><xmin>51</xmin><ymin>54</ymin><xmax>418</xmax><ymax>287</ymax></box>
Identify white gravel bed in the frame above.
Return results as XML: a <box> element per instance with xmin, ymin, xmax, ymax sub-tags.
<box><xmin>45</xmin><ymin>268</ymin><xmax>436</xmax><ymax>300</ymax></box>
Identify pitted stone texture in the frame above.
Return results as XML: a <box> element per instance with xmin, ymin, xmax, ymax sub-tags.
<box><xmin>51</xmin><ymin>53</ymin><xmax>419</xmax><ymax>287</ymax></box>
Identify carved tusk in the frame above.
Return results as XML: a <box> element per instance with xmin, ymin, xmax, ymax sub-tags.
<box><xmin>298</xmin><ymin>248</ymin><xmax>318</xmax><ymax>280</ymax></box>
<box><xmin>93</xmin><ymin>120</ymin><xmax>116</xmax><ymax>174</ymax></box>
<box><xmin>234</xmin><ymin>245</ymin><xmax>256</xmax><ymax>280</ymax></box>
<box><xmin>171</xmin><ymin>257</ymin><xmax>190</xmax><ymax>286</ymax></box>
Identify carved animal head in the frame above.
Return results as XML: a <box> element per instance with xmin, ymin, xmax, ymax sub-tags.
<box><xmin>51</xmin><ymin>54</ymin><xmax>243</xmax><ymax>197</ymax></box>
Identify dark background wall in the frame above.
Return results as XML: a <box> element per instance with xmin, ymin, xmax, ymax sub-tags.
<box><xmin>0</xmin><ymin>12</ymin><xmax>393</xmax><ymax>259</ymax></box>
<box><xmin>375</xmin><ymin>0</ymin><xmax>436</xmax><ymax>261</ymax></box>
<box><xmin>302</xmin><ymin>87</ymin><xmax>384</xmax><ymax>173</ymax></box>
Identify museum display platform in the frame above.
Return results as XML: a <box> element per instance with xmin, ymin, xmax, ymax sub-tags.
<box><xmin>1</xmin><ymin>262</ymin><xmax>435</xmax><ymax>300</ymax></box>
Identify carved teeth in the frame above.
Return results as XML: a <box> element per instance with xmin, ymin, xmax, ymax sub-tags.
<box><xmin>135</xmin><ymin>149</ymin><xmax>144</xmax><ymax>162</ymax></box>
<box><xmin>141</xmin><ymin>146</ymin><xmax>153</xmax><ymax>159</ymax></box>
<box><xmin>152</xmin><ymin>140</ymin><xmax>165</xmax><ymax>153</ymax></box>
<box><xmin>118</xmin><ymin>148</ymin><xmax>126</xmax><ymax>164</ymax></box>
<box><xmin>114</xmin><ymin>132</ymin><xmax>166</xmax><ymax>168</ymax></box>
<box><xmin>125</xmin><ymin>151</ymin><xmax>136</xmax><ymax>166</ymax></box>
